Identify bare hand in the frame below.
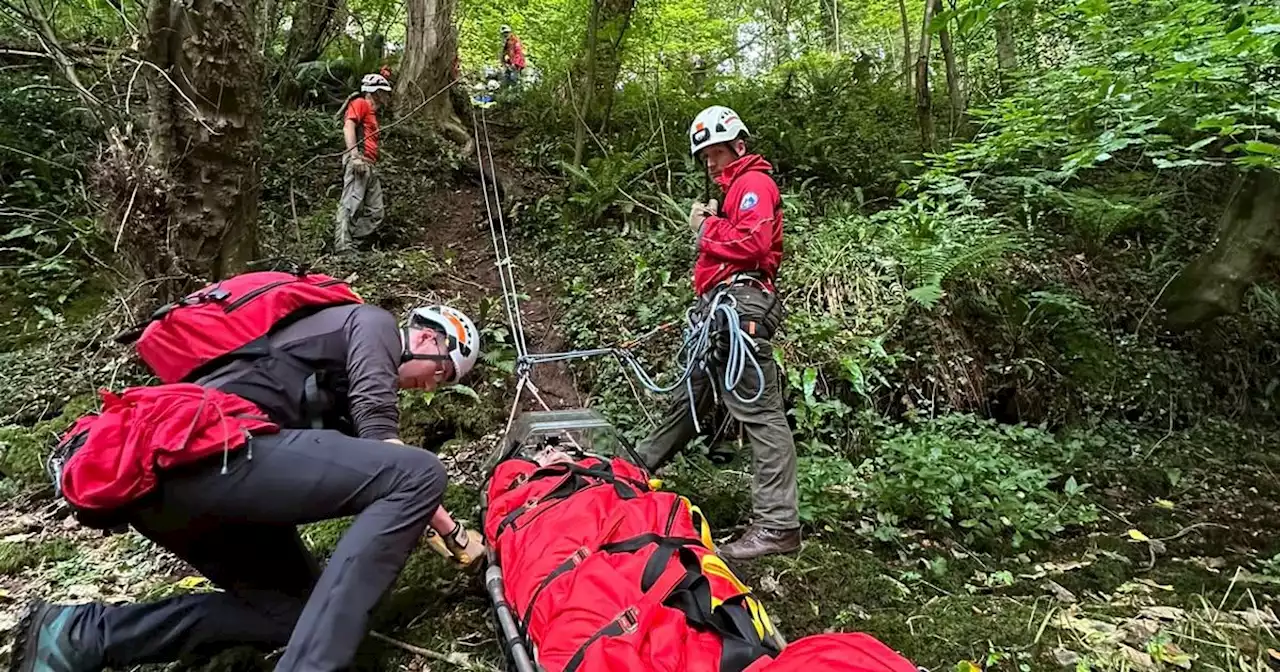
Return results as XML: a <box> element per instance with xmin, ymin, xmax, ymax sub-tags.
<box><xmin>350</xmin><ymin>153</ymin><xmax>371</xmax><ymax>177</ymax></box>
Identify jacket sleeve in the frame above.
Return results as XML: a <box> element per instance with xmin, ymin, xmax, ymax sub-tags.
<box><xmin>698</xmin><ymin>172</ymin><xmax>778</xmax><ymax>266</ymax></box>
<box><xmin>343</xmin><ymin>306</ymin><xmax>402</xmax><ymax>440</ymax></box>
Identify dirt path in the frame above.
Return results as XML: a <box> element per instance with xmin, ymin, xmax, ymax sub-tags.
<box><xmin>423</xmin><ymin>160</ymin><xmax>584</xmax><ymax>412</ymax></box>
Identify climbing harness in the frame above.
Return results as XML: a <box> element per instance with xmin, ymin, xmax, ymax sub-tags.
<box><xmin>467</xmin><ymin>105</ymin><xmax>769</xmax><ymax>433</ymax></box>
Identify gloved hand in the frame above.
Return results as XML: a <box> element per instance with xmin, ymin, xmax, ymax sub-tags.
<box><xmin>443</xmin><ymin>523</ymin><xmax>486</xmax><ymax>568</ymax></box>
<box><xmin>689</xmin><ymin>199</ymin><xmax>718</xmax><ymax>233</ymax></box>
<box><xmin>349</xmin><ymin>152</ymin><xmax>371</xmax><ymax>178</ymax></box>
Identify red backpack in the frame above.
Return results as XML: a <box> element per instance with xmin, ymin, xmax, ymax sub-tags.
<box><xmin>51</xmin><ymin>384</ymin><xmax>278</xmax><ymax>528</ymax></box>
<box><xmin>114</xmin><ymin>271</ymin><xmax>364</xmax><ymax>384</ymax></box>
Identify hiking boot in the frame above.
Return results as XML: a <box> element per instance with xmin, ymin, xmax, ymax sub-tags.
<box><xmin>719</xmin><ymin>525</ymin><xmax>801</xmax><ymax>561</ymax></box>
<box><xmin>8</xmin><ymin>600</ymin><xmax>102</xmax><ymax>672</ymax></box>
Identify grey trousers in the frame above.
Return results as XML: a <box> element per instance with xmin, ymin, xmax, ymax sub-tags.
<box><xmin>334</xmin><ymin>155</ymin><xmax>385</xmax><ymax>252</ymax></box>
<box><xmin>636</xmin><ymin>285</ymin><xmax>800</xmax><ymax>530</ymax></box>
<box><xmin>61</xmin><ymin>429</ymin><xmax>445</xmax><ymax>672</ymax></box>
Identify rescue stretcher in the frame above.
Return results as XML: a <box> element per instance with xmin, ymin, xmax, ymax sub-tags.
<box><xmin>479</xmin><ymin>409</ymin><xmax>922</xmax><ymax>672</ymax></box>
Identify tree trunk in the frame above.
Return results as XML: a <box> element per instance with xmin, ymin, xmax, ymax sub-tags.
<box><xmin>937</xmin><ymin>0</ymin><xmax>964</xmax><ymax>135</ymax></box>
<box><xmin>572</xmin><ymin>0</ymin><xmax>600</xmax><ymax>167</ymax></box>
<box><xmin>995</xmin><ymin>7</ymin><xmax>1017</xmax><ymax>90</ymax></box>
<box><xmin>898</xmin><ymin>0</ymin><xmax>912</xmax><ymax>94</ymax></box>
<box><xmin>1161</xmin><ymin>171</ymin><xmax>1280</xmax><ymax>331</ymax></box>
<box><xmin>282</xmin><ymin>0</ymin><xmax>343</xmax><ymax>68</ymax></box>
<box><xmin>833</xmin><ymin>0</ymin><xmax>840</xmax><ymax>55</ymax></box>
<box><xmin>572</xmin><ymin>0</ymin><xmax>636</xmax><ymax>165</ymax></box>
<box><xmin>143</xmin><ymin>0</ymin><xmax>263</xmax><ymax>285</ymax></box>
<box><xmin>914</xmin><ymin>0</ymin><xmax>935</xmax><ymax>151</ymax></box>
<box><xmin>398</xmin><ymin>0</ymin><xmax>469</xmax><ymax>149</ymax></box>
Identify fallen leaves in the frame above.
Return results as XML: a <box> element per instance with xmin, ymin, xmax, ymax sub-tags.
<box><xmin>1054</xmin><ymin>607</ymin><xmax>1193</xmax><ymax>671</ymax></box>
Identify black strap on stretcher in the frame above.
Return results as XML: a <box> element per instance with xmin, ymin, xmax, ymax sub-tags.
<box><xmin>559</xmin><ymin>541</ymin><xmax>780</xmax><ymax>672</ymax></box>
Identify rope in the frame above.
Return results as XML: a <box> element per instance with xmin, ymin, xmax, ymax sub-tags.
<box><xmin>481</xmin><ymin>107</ymin><xmax>530</xmax><ymax>360</ymax></box>
<box><xmin>466</xmin><ymin>105</ymin><xmax>767</xmax><ymax>440</ymax></box>
<box><xmin>470</xmin><ymin>104</ymin><xmax>527</xmax><ymax>363</ymax></box>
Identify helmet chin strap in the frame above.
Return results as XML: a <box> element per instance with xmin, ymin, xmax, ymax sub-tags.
<box><xmin>703</xmin><ymin>162</ymin><xmax>712</xmax><ymax>203</ymax></box>
<box><xmin>400</xmin><ymin>327</ymin><xmax>413</xmax><ymax>363</ymax></box>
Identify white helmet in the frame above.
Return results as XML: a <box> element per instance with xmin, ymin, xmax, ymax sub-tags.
<box><xmin>361</xmin><ymin>73</ymin><xmax>392</xmax><ymax>93</ymax></box>
<box><xmin>689</xmin><ymin>105</ymin><xmax>749</xmax><ymax>157</ymax></box>
<box><xmin>406</xmin><ymin>305</ymin><xmax>480</xmax><ymax>383</ymax></box>
<box><xmin>501</xmin><ymin>24</ymin><xmax>512</xmax><ymax>34</ymax></box>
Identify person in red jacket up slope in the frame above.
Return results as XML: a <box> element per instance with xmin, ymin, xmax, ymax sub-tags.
<box><xmin>500</xmin><ymin>25</ymin><xmax>526</xmax><ymax>85</ymax></box>
<box><xmin>636</xmin><ymin>106</ymin><xmax>800</xmax><ymax>561</ymax></box>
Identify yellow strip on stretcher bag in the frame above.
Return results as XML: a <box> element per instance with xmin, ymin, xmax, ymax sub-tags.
<box><xmin>697</xmin><ymin>554</ymin><xmax>779</xmax><ymax>641</ymax></box>
<box><xmin>680</xmin><ymin>496</ymin><xmax>716</xmax><ymax>551</ymax></box>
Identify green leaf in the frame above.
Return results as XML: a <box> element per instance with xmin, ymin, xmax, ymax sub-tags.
<box><xmin>1226</xmin><ymin>12</ymin><xmax>1246</xmax><ymax>33</ymax></box>
<box><xmin>802</xmin><ymin>367</ymin><xmax>818</xmax><ymax>401</ymax></box>
<box><xmin>929</xmin><ymin>9</ymin><xmax>958</xmax><ymax>34</ymax></box>
<box><xmin>0</xmin><ymin>225</ymin><xmax>35</xmax><ymax>241</ymax></box>
<box><xmin>445</xmin><ymin>384</ymin><xmax>480</xmax><ymax>401</ymax></box>
<box><xmin>1186</xmin><ymin>136</ymin><xmax>1215</xmax><ymax>151</ymax></box>
<box><xmin>907</xmin><ymin>284</ymin><xmax>945</xmax><ymax>308</ymax></box>
<box><xmin>1245</xmin><ymin>141</ymin><xmax>1280</xmax><ymax>156</ymax></box>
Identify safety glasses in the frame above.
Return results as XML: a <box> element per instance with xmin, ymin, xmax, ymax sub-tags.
<box><xmin>401</xmin><ymin>330</ymin><xmax>456</xmax><ymax>382</ymax></box>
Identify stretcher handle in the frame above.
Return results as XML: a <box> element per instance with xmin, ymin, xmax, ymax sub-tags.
<box><xmin>486</xmin><ymin>564</ymin><xmax>538</xmax><ymax>672</ymax></box>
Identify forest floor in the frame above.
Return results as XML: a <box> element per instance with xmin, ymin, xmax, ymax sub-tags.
<box><xmin>4</xmin><ymin>112</ymin><xmax>1280</xmax><ymax>672</ymax></box>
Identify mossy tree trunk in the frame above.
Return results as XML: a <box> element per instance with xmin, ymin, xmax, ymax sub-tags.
<box><xmin>572</xmin><ymin>0</ymin><xmax>636</xmax><ymax>166</ymax></box>
<box><xmin>399</xmin><ymin>0</ymin><xmax>470</xmax><ymax>148</ymax></box>
<box><xmin>142</xmin><ymin>0</ymin><xmax>263</xmax><ymax>287</ymax></box>
<box><xmin>1161</xmin><ymin>170</ymin><xmax>1280</xmax><ymax>330</ymax></box>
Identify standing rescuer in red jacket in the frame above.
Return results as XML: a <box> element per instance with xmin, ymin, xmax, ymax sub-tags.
<box><xmin>636</xmin><ymin>105</ymin><xmax>800</xmax><ymax>561</ymax></box>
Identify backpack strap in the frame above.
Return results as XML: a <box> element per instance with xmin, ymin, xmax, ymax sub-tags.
<box><xmin>562</xmin><ymin>607</ymin><xmax>640</xmax><ymax>672</ymax></box>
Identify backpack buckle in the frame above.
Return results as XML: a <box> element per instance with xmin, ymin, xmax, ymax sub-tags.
<box><xmin>617</xmin><ymin>607</ymin><xmax>639</xmax><ymax>634</ymax></box>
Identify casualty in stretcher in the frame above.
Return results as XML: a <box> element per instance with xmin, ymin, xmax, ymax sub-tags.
<box><xmin>481</xmin><ymin>409</ymin><xmax>922</xmax><ymax>672</ymax></box>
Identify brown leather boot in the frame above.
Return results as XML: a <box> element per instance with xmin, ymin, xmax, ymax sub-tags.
<box><xmin>719</xmin><ymin>525</ymin><xmax>801</xmax><ymax>561</ymax></box>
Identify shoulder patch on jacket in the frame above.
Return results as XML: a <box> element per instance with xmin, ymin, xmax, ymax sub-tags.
<box><xmin>739</xmin><ymin>192</ymin><xmax>760</xmax><ymax>211</ymax></box>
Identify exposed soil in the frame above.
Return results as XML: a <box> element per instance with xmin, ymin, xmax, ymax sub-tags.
<box><xmin>419</xmin><ymin>177</ymin><xmax>583</xmax><ymax>411</ymax></box>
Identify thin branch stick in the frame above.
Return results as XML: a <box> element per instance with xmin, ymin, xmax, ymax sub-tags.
<box><xmin>368</xmin><ymin>630</ymin><xmax>497</xmax><ymax>671</ymax></box>
<box><xmin>122</xmin><ymin>56</ymin><xmax>219</xmax><ymax>137</ymax></box>
<box><xmin>114</xmin><ymin>182</ymin><xmax>139</xmax><ymax>253</ymax></box>
<box><xmin>123</xmin><ymin>57</ymin><xmax>143</xmax><ymax>118</ymax></box>
<box><xmin>0</xmin><ymin>142</ymin><xmax>75</xmax><ymax>170</ymax></box>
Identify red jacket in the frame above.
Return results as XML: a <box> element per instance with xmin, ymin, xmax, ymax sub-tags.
<box><xmin>504</xmin><ymin>35</ymin><xmax>526</xmax><ymax>70</ymax></box>
<box><xmin>693</xmin><ymin>154</ymin><xmax>783</xmax><ymax>297</ymax></box>
<box><xmin>60</xmin><ymin>384</ymin><xmax>278</xmax><ymax>512</ymax></box>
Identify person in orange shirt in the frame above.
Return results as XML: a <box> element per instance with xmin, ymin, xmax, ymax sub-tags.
<box><xmin>334</xmin><ymin>73</ymin><xmax>391</xmax><ymax>252</ymax></box>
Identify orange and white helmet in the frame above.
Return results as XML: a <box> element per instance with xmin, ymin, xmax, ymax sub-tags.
<box><xmin>689</xmin><ymin>105</ymin><xmax>749</xmax><ymax>157</ymax></box>
<box><xmin>407</xmin><ymin>305</ymin><xmax>480</xmax><ymax>383</ymax></box>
